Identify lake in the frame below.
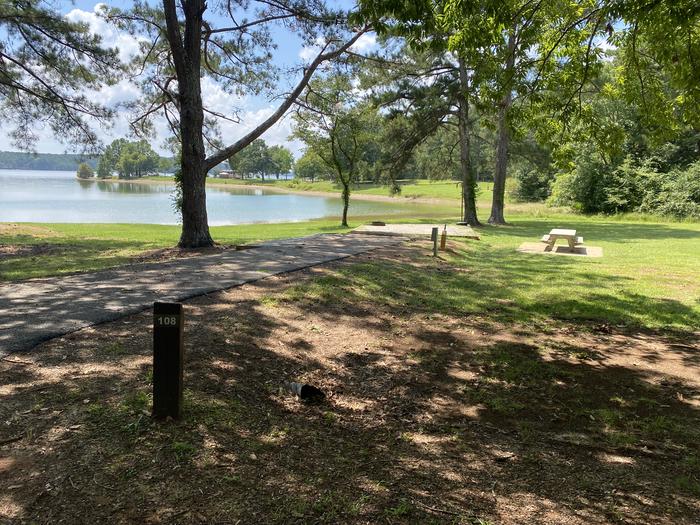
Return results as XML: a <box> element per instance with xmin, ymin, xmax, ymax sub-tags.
<box><xmin>0</xmin><ymin>170</ymin><xmax>415</xmax><ymax>225</ymax></box>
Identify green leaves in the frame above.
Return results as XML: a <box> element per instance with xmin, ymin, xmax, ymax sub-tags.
<box><xmin>228</xmin><ymin>139</ymin><xmax>294</xmax><ymax>179</ymax></box>
<box><xmin>0</xmin><ymin>0</ymin><xmax>121</xmax><ymax>151</ymax></box>
<box><xmin>76</xmin><ymin>162</ymin><xmax>95</xmax><ymax>179</ymax></box>
<box><xmin>292</xmin><ymin>71</ymin><xmax>381</xmax><ymax>185</ymax></box>
<box><xmin>96</xmin><ymin>138</ymin><xmax>160</xmax><ymax>178</ymax></box>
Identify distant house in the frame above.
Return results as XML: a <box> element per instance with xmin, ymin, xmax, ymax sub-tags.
<box><xmin>216</xmin><ymin>170</ymin><xmax>242</xmax><ymax>179</ymax></box>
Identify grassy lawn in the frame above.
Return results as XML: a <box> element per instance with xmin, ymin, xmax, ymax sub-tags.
<box><xmin>276</xmin><ymin>218</ymin><xmax>700</xmax><ymax>332</ymax></box>
<box><xmin>2</xmin><ymin>215</ymin><xmax>698</xmax><ymax>332</ymax></box>
<box><xmin>2</xmin><ymin>187</ymin><xmax>699</xmax><ymax>522</ymax></box>
<box><xmin>0</xmin><ymin>220</ymin><xmax>353</xmax><ymax>280</ymax></box>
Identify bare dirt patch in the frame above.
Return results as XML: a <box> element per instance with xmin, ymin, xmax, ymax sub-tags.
<box><xmin>1</xmin><ymin>243</ymin><xmax>698</xmax><ymax>524</ymax></box>
<box><xmin>0</xmin><ymin>244</ymin><xmax>64</xmax><ymax>260</ymax></box>
<box><xmin>0</xmin><ymin>224</ymin><xmax>61</xmax><ymax>238</ymax></box>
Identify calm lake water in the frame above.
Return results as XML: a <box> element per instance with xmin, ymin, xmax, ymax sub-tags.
<box><xmin>0</xmin><ymin>170</ymin><xmax>411</xmax><ymax>225</ymax></box>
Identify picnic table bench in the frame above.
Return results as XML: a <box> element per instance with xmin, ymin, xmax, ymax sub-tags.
<box><xmin>541</xmin><ymin>228</ymin><xmax>583</xmax><ymax>252</ymax></box>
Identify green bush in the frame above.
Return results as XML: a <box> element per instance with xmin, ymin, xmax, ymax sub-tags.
<box><xmin>76</xmin><ymin>162</ymin><xmax>94</xmax><ymax>179</ymax></box>
<box><xmin>548</xmin><ymin>156</ymin><xmax>614</xmax><ymax>213</ymax></box>
<box><xmin>642</xmin><ymin>162</ymin><xmax>700</xmax><ymax>219</ymax></box>
<box><xmin>509</xmin><ymin>167</ymin><xmax>555</xmax><ymax>202</ymax></box>
<box><xmin>550</xmin><ymin>156</ymin><xmax>700</xmax><ymax>218</ymax></box>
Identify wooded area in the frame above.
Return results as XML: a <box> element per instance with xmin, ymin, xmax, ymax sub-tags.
<box><xmin>0</xmin><ymin>151</ymin><xmax>99</xmax><ymax>171</ymax></box>
<box><xmin>1</xmin><ymin>0</ymin><xmax>698</xmax><ymax>235</ymax></box>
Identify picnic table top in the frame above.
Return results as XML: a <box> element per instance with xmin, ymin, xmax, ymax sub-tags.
<box><xmin>549</xmin><ymin>228</ymin><xmax>576</xmax><ymax>237</ymax></box>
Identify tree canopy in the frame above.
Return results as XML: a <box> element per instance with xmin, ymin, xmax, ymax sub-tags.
<box><xmin>0</xmin><ymin>1</ymin><xmax>120</xmax><ymax>152</ymax></box>
<box><xmin>293</xmin><ymin>71</ymin><xmax>382</xmax><ymax>226</ymax></box>
<box><xmin>106</xmin><ymin>0</ymin><xmax>369</xmax><ymax>247</ymax></box>
<box><xmin>97</xmin><ymin>139</ymin><xmax>162</xmax><ymax>179</ymax></box>
<box><xmin>76</xmin><ymin>162</ymin><xmax>95</xmax><ymax>179</ymax></box>
<box><xmin>228</xmin><ymin>140</ymin><xmax>294</xmax><ymax>181</ymax></box>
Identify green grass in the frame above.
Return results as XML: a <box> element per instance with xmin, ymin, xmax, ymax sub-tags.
<box><xmin>277</xmin><ymin>216</ymin><xmax>700</xmax><ymax>332</ymax></box>
<box><xmin>141</xmin><ymin>175</ymin><xmax>488</xmax><ymax>201</ymax></box>
<box><xmin>2</xmin><ymin>199</ymin><xmax>699</xmax><ymax>333</ymax></box>
<box><xmin>277</xmin><ymin>178</ymin><xmax>475</xmax><ymax>201</ymax></box>
<box><xmin>0</xmin><ymin>220</ymin><xmax>352</xmax><ymax>280</ymax></box>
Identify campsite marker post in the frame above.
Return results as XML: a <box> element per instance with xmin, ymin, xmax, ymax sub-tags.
<box><xmin>431</xmin><ymin>227</ymin><xmax>439</xmax><ymax>257</ymax></box>
<box><xmin>153</xmin><ymin>302</ymin><xmax>184</xmax><ymax>420</ymax></box>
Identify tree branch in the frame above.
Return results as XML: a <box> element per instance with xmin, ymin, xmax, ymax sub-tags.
<box><xmin>203</xmin><ymin>27</ymin><xmax>370</xmax><ymax>170</ymax></box>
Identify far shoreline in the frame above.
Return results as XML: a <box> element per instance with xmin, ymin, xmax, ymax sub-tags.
<box><xmin>103</xmin><ymin>176</ymin><xmax>458</xmax><ymax>206</ymax></box>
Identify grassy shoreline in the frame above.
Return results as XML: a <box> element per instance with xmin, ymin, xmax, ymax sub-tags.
<box><xmin>111</xmin><ymin>175</ymin><xmax>485</xmax><ymax>203</ymax></box>
<box><xmin>106</xmin><ymin>176</ymin><xmax>698</xmax><ymax>223</ymax></box>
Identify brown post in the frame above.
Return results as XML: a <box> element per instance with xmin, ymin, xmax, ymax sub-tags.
<box><xmin>153</xmin><ymin>302</ymin><xmax>184</xmax><ymax>419</ymax></box>
<box><xmin>440</xmin><ymin>225</ymin><xmax>447</xmax><ymax>251</ymax></box>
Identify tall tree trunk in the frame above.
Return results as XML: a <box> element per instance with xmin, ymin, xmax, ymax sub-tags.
<box><xmin>457</xmin><ymin>56</ymin><xmax>480</xmax><ymax>226</ymax></box>
<box><xmin>164</xmin><ymin>0</ymin><xmax>213</xmax><ymax>248</ymax></box>
<box><xmin>341</xmin><ymin>181</ymin><xmax>350</xmax><ymax>227</ymax></box>
<box><xmin>489</xmin><ymin>31</ymin><xmax>517</xmax><ymax>225</ymax></box>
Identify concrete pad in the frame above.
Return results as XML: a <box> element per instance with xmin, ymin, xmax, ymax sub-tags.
<box><xmin>0</xmin><ymin>234</ymin><xmax>403</xmax><ymax>356</ymax></box>
<box><xmin>517</xmin><ymin>242</ymin><xmax>603</xmax><ymax>257</ymax></box>
<box><xmin>354</xmin><ymin>223</ymin><xmax>480</xmax><ymax>239</ymax></box>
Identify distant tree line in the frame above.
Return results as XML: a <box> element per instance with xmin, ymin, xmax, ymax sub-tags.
<box><xmin>0</xmin><ymin>151</ymin><xmax>99</xmax><ymax>171</ymax></box>
<box><xmin>227</xmin><ymin>139</ymin><xmax>294</xmax><ymax>181</ymax></box>
<box><xmin>0</xmin><ymin>145</ymin><xmax>176</xmax><ymax>177</ymax></box>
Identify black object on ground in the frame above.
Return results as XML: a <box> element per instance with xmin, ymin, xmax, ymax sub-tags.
<box><xmin>283</xmin><ymin>382</ymin><xmax>326</xmax><ymax>402</ymax></box>
<box><xmin>153</xmin><ymin>302</ymin><xmax>184</xmax><ymax>420</ymax></box>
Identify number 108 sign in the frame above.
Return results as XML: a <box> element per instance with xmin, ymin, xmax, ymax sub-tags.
<box><xmin>155</xmin><ymin>314</ymin><xmax>180</xmax><ymax>327</ymax></box>
<box><xmin>152</xmin><ymin>302</ymin><xmax>184</xmax><ymax>420</ymax></box>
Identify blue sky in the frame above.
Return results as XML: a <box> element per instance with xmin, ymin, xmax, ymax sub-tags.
<box><xmin>0</xmin><ymin>1</ymin><xmax>375</xmax><ymax>157</ymax></box>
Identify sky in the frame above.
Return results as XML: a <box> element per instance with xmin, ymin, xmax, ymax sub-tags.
<box><xmin>0</xmin><ymin>1</ymin><xmax>376</xmax><ymax>158</ymax></box>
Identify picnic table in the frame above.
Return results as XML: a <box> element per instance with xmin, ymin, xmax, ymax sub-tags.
<box><xmin>541</xmin><ymin>228</ymin><xmax>583</xmax><ymax>252</ymax></box>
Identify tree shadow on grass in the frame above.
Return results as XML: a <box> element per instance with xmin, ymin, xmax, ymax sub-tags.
<box><xmin>1</xmin><ymin>250</ymin><xmax>699</xmax><ymax>524</ymax></box>
<box><xmin>284</xmin><ymin>247</ymin><xmax>700</xmax><ymax>335</ymax></box>
<box><xmin>0</xmin><ymin>238</ymin><xmax>161</xmax><ymax>281</ymax></box>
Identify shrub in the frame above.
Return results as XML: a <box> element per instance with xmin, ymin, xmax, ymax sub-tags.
<box><xmin>550</xmin><ymin>156</ymin><xmax>700</xmax><ymax>219</ymax></box>
<box><xmin>642</xmin><ymin>162</ymin><xmax>700</xmax><ymax>219</ymax></box>
<box><xmin>76</xmin><ymin>162</ymin><xmax>94</xmax><ymax>179</ymax></box>
<box><xmin>548</xmin><ymin>156</ymin><xmax>613</xmax><ymax>213</ymax></box>
<box><xmin>509</xmin><ymin>167</ymin><xmax>555</xmax><ymax>202</ymax></box>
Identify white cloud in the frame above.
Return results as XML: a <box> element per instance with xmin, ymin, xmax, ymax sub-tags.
<box><xmin>201</xmin><ymin>77</ymin><xmax>247</xmax><ymax>115</ymax></box>
<box><xmin>298</xmin><ymin>36</ymin><xmax>326</xmax><ymax>62</ymax></box>
<box><xmin>299</xmin><ymin>32</ymin><xmax>378</xmax><ymax>62</ymax></box>
<box><xmin>99</xmin><ymin>79</ymin><xmax>141</xmax><ymax>106</ymax></box>
<box><xmin>199</xmin><ymin>78</ymin><xmax>303</xmax><ymax>156</ymax></box>
<box><xmin>350</xmin><ymin>33</ymin><xmax>377</xmax><ymax>54</ymax></box>
<box><xmin>596</xmin><ymin>38</ymin><xmax>618</xmax><ymax>62</ymax></box>
<box><xmin>65</xmin><ymin>4</ymin><xmax>145</xmax><ymax>62</ymax></box>
<box><xmin>216</xmin><ymin>106</ymin><xmax>303</xmax><ymax>158</ymax></box>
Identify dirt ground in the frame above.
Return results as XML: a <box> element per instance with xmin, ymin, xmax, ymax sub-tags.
<box><xmin>1</xmin><ymin>242</ymin><xmax>699</xmax><ymax>524</ymax></box>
